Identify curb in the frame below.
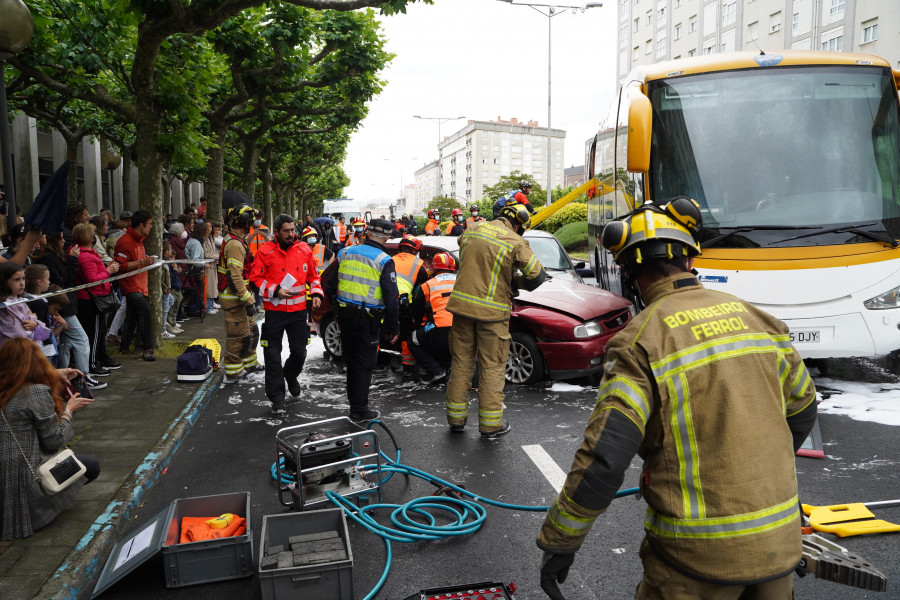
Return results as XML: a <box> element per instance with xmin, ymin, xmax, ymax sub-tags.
<box><xmin>40</xmin><ymin>370</ymin><xmax>225</xmax><ymax>600</ymax></box>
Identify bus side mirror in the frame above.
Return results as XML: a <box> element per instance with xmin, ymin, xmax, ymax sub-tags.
<box><xmin>627</xmin><ymin>94</ymin><xmax>652</xmax><ymax>174</ymax></box>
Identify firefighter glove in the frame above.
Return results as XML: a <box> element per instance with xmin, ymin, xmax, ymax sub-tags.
<box><xmin>540</xmin><ymin>552</ymin><xmax>574</xmax><ymax>600</ymax></box>
<box><xmin>246</xmin><ymin>303</ymin><xmax>258</xmax><ymax>317</ymax></box>
<box><xmin>424</xmin><ymin>322</ymin><xmax>435</xmax><ymax>333</ymax></box>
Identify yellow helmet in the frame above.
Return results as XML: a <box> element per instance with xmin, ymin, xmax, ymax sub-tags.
<box><xmin>601</xmin><ymin>197</ymin><xmax>702</xmax><ymax>266</ymax></box>
<box><xmin>499</xmin><ymin>201</ymin><xmax>532</xmax><ymax>229</ymax></box>
<box><xmin>227</xmin><ymin>204</ymin><xmax>256</xmax><ymax>229</ymax></box>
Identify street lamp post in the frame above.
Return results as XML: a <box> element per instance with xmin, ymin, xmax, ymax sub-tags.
<box><xmin>497</xmin><ymin>0</ymin><xmax>602</xmax><ymax>207</ymax></box>
<box><xmin>0</xmin><ymin>0</ymin><xmax>34</xmax><ymax>223</ymax></box>
<box><xmin>413</xmin><ymin>115</ymin><xmax>466</xmax><ymax>199</ymax></box>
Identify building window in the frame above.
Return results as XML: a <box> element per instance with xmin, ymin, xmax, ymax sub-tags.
<box><xmin>674</xmin><ymin>0</ymin><xmax>681</xmax><ymax>7</ymax></box>
<box><xmin>792</xmin><ymin>12</ymin><xmax>799</xmax><ymax>33</ymax></box>
<box><xmin>862</xmin><ymin>22</ymin><xmax>877</xmax><ymax>44</ymax></box>
<box><xmin>829</xmin><ymin>0</ymin><xmax>844</xmax><ymax>22</ymax></box>
<box><xmin>657</xmin><ymin>6</ymin><xmax>666</xmax><ymax>28</ymax></box>
<box><xmin>646</xmin><ymin>12</ymin><xmax>652</xmax><ymax>25</ymax></box>
<box><xmin>633</xmin><ymin>45</ymin><xmax>640</xmax><ymax>60</ymax></box>
<box><xmin>674</xmin><ymin>23</ymin><xmax>682</xmax><ymax>39</ymax></box>
<box><xmin>656</xmin><ymin>34</ymin><xmax>667</xmax><ymax>57</ymax></box>
<box><xmin>620</xmin><ymin>24</ymin><xmax>628</xmax><ymax>47</ymax></box>
<box><xmin>633</xmin><ymin>17</ymin><xmax>640</xmax><ymax>32</ymax></box>
<box><xmin>689</xmin><ymin>17</ymin><xmax>697</xmax><ymax>32</ymax></box>
<box><xmin>770</xmin><ymin>12</ymin><xmax>781</xmax><ymax>33</ymax></box>
<box><xmin>822</xmin><ymin>33</ymin><xmax>843</xmax><ymax>52</ymax></box>
<box><xmin>747</xmin><ymin>20</ymin><xmax>758</xmax><ymax>41</ymax></box>
<box><xmin>722</xmin><ymin>2</ymin><xmax>735</xmax><ymax>26</ymax></box>
<box><xmin>688</xmin><ymin>49</ymin><xmax>695</xmax><ymax>57</ymax></box>
<box><xmin>645</xmin><ymin>40</ymin><xmax>652</xmax><ymax>54</ymax></box>
<box><xmin>703</xmin><ymin>43</ymin><xmax>714</xmax><ymax>54</ymax></box>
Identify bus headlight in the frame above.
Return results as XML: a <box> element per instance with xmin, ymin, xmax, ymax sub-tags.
<box><xmin>864</xmin><ymin>286</ymin><xmax>900</xmax><ymax>310</ymax></box>
<box><xmin>574</xmin><ymin>321</ymin><xmax>603</xmax><ymax>339</ymax></box>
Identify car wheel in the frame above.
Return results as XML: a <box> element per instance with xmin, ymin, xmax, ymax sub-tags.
<box><xmin>321</xmin><ymin>314</ymin><xmax>343</xmax><ymax>359</ymax></box>
<box><xmin>506</xmin><ymin>331</ymin><xmax>545</xmax><ymax>385</ymax></box>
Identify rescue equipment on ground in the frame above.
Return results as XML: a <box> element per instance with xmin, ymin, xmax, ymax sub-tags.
<box><xmin>403</xmin><ymin>581</ymin><xmax>518</xmax><ymax>600</ymax></box>
<box><xmin>179</xmin><ymin>515</ymin><xmax>246</xmax><ymax>543</ymax></box>
<box><xmin>205</xmin><ymin>513</ymin><xmax>236</xmax><ymax>528</ymax></box>
<box><xmin>802</xmin><ymin>499</ymin><xmax>900</xmax><ymax>537</ymax></box>
<box><xmin>176</xmin><ymin>344</ymin><xmax>216</xmax><ymax>382</ymax></box>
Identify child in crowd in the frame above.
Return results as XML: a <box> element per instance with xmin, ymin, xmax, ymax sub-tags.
<box><xmin>0</xmin><ymin>262</ymin><xmax>51</xmax><ymax>349</ymax></box>
<box><xmin>24</xmin><ymin>264</ymin><xmax>59</xmax><ymax>364</ymax></box>
<box><xmin>166</xmin><ymin>242</ymin><xmax>184</xmax><ymax>335</ymax></box>
<box><xmin>161</xmin><ymin>240</ymin><xmax>177</xmax><ymax>338</ymax></box>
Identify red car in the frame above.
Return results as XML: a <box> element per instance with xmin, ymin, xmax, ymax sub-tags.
<box><xmin>312</xmin><ymin>231</ymin><xmax>634</xmax><ymax>384</ymax></box>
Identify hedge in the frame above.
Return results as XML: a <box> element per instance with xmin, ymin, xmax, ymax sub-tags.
<box><xmin>554</xmin><ymin>221</ymin><xmax>588</xmax><ymax>250</ymax></box>
<box><xmin>536</xmin><ymin>202</ymin><xmax>587</xmax><ymax>233</ymax></box>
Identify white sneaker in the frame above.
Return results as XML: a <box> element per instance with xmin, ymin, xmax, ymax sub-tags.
<box><xmin>213</xmin><ymin>302</ymin><xmax>221</xmax><ymax>309</ymax></box>
<box><xmin>167</xmin><ymin>324</ymin><xmax>184</xmax><ymax>334</ymax></box>
<box><xmin>162</xmin><ymin>331</ymin><xmax>175</xmax><ymax>339</ymax></box>
<box><xmin>206</xmin><ymin>308</ymin><xmax>218</xmax><ymax>315</ymax></box>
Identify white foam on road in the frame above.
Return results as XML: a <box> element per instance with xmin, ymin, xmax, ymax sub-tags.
<box><xmin>549</xmin><ymin>382</ymin><xmax>588</xmax><ymax>392</ymax></box>
<box><xmin>814</xmin><ymin>378</ymin><xmax>900</xmax><ymax>427</ymax></box>
<box><xmin>522</xmin><ymin>444</ymin><xmax>568</xmax><ymax>493</ymax></box>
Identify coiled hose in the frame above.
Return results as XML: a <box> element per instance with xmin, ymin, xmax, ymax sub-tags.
<box><xmin>270</xmin><ymin>419</ymin><xmax>639</xmax><ymax>599</ymax></box>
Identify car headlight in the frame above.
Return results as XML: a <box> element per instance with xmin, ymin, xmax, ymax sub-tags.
<box><xmin>864</xmin><ymin>286</ymin><xmax>900</xmax><ymax>310</ymax></box>
<box><xmin>574</xmin><ymin>321</ymin><xmax>603</xmax><ymax>339</ymax></box>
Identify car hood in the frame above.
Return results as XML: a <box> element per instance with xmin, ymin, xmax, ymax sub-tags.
<box><xmin>515</xmin><ymin>278</ymin><xmax>632</xmax><ymax>321</ymax></box>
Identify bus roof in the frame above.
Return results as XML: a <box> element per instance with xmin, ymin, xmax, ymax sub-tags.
<box><xmin>628</xmin><ymin>50</ymin><xmax>892</xmax><ymax>84</ymax></box>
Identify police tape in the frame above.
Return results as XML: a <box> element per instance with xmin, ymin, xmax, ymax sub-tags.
<box><xmin>0</xmin><ymin>258</ymin><xmax>214</xmax><ymax>309</ymax></box>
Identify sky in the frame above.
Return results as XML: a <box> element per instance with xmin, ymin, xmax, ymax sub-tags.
<box><xmin>342</xmin><ymin>0</ymin><xmax>618</xmax><ymax>204</ymax></box>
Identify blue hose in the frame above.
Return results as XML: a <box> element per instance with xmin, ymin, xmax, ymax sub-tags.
<box><xmin>270</xmin><ymin>419</ymin><xmax>640</xmax><ymax>599</ymax></box>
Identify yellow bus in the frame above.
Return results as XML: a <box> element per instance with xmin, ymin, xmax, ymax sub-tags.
<box><xmin>587</xmin><ymin>50</ymin><xmax>900</xmax><ymax>359</ymax></box>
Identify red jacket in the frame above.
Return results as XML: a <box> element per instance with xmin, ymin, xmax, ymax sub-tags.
<box><xmin>114</xmin><ymin>228</ymin><xmax>148</xmax><ymax>296</ymax></box>
<box><xmin>75</xmin><ymin>247</ymin><xmax>112</xmax><ymax>299</ymax></box>
<box><xmin>249</xmin><ymin>240</ymin><xmax>322</xmax><ymax>312</ymax></box>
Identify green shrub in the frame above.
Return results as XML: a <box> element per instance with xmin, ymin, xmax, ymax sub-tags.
<box><xmin>536</xmin><ymin>202</ymin><xmax>587</xmax><ymax>233</ymax></box>
<box><xmin>554</xmin><ymin>221</ymin><xmax>588</xmax><ymax>250</ymax></box>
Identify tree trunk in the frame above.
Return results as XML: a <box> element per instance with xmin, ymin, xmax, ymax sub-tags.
<box><xmin>66</xmin><ymin>139</ymin><xmax>80</xmax><ymax>205</ymax></box>
<box><xmin>205</xmin><ymin>124</ymin><xmax>227</xmax><ymax>226</ymax></box>
<box><xmin>161</xmin><ymin>174</ymin><xmax>171</xmax><ymax>215</ymax></box>
<box><xmin>262</xmin><ymin>157</ymin><xmax>273</xmax><ymax>229</ymax></box>
<box><xmin>240</xmin><ymin>136</ymin><xmax>260</xmax><ymax>202</ymax></box>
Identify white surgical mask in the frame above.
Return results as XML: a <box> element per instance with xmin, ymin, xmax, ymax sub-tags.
<box><xmin>214</xmin><ymin>235</ymin><xmax>223</xmax><ymax>247</ymax></box>
<box><xmin>253</xmin><ymin>219</ymin><xmax>262</xmax><ymax>227</ymax></box>
<box><xmin>354</xmin><ymin>227</ymin><xmax>364</xmax><ymax>233</ymax></box>
<box><xmin>472</xmin><ymin>211</ymin><xmax>479</xmax><ymax>217</ymax></box>
<box><xmin>181</xmin><ymin>231</ymin><xmax>188</xmax><ymax>239</ymax></box>
<box><xmin>307</xmin><ymin>237</ymin><xmax>317</xmax><ymax>245</ymax></box>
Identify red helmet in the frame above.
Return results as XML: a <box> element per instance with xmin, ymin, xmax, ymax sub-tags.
<box><xmin>398</xmin><ymin>235</ymin><xmax>423</xmax><ymax>253</ymax></box>
<box><xmin>351</xmin><ymin>217</ymin><xmax>366</xmax><ymax>228</ymax></box>
<box><xmin>432</xmin><ymin>252</ymin><xmax>457</xmax><ymax>272</ymax></box>
<box><xmin>301</xmin><ymin>226</ymin><xmax>318</xmax><ymax>240</ymax></box>
<box><xmin>428</xmin><ymin>209</ymin><xmax>439</xmax><ymax>219</ymax></box>
<box><xmin>451</xmin><ymin>208</ymin><xmax>463</xmax><ymax>222</ymax></box>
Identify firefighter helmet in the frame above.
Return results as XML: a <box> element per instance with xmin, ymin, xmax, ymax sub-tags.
<box><xmin>428</xmin><ymin>208</ymin><xmax>440</xmax><ymax>220</ymax></box>
<box><xmin>469</xmin><ymin>204</ymin><xmax>480</xmax><ymax>214</ymax></box>
<box><xmin>301</xmin><ymin>226</ymin><xmax>318</xmax><ymax>241</ymax></box>
<box><xmin>601</xmin><ymin>197</ymin><xmax>702</xmax><ymax>266</ymax></box>
<box><xmin>350</xmin><ymin>217</ymin><xmax>366</xmax><ymax>228</ymax></box>
<box><xmin>227</xmin><ymin>204</ymin><xmax>255</xmax><ymax>229</ymax></box>
<box><xmin>498</xmin><ymin>201</ymin><xmax>531</xmax><ymax>230</ymax></box>
<box><xmin>451</xmin><ymin>208</ymin><xmax>463</xmax><ymax>222</ymax></box>
<box><xmin>432</xmin><ymin>252</ymin><xmax>457</xmax><ymax>272</ymax></box>
<box><xmin>399</xmin><ymin>235</ymin><xmax>423</xmax><ymax>253</ymax></box>
<box><xmin>519</xmin><ymin>181</ymin><xmax>532</xmax><ymax>190</ymax></box>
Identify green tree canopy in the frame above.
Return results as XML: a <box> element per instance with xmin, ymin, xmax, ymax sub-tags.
<box><xmin>480</xmin><ymin>170</ymin><xmax>546</xmax><ymax>209</ymax></box>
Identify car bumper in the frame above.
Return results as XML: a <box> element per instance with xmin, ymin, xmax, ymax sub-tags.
<box><xmin>537</xmin><ymin>335</ymin><xmax>613</xmax><ymax>381</ymax></box>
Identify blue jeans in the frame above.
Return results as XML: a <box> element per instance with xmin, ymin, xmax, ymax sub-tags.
<box><xmin>58</xmin><ymin>314</ymin><xmax>90</xmax><ymax>374</ymax></box>
<box><xmin>162</xmin><ymin>292</ymin><xmax>175</xmax><ymax>326</ymax></box>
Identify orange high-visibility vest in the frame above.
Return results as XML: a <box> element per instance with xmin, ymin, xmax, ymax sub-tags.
<box><xmin>465</xmin><ymin>216</ymin><xmax>484</xmax><ymax>229</ymax></box>
<box><xmin>425</xmin><ymin>219</ymin><xmax>440</xmax><ymax>235</ymax></box>
<box><xmin>392</xmin><ymin>252</ymin><xmax>425</xmax><ymax>298</ymax></box>
<box><xmin>337</xmin><ymin>223</ymin><xmax>347</xmax><ymax>243</ymax></box>
<box><xmin>311</xmin><ymin>243</ymin><xmax>332</xmax><ymax>272</ymax></box>
<box><xmin>421</xmin><ymin>273</ymin><xmax>455</xmax><ymax>328</ymax></box>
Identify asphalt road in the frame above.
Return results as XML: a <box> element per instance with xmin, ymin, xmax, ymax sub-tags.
<box><xmin>94</xmin><ymin>338</ymin><xmax>900</xmax><ymax>600</ymax></box>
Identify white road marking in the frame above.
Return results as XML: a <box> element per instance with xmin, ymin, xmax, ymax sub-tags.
<box><xmin>522</xmin><ymin>444</ymin><xmax>568</xmax><ymax>492</ymax></box>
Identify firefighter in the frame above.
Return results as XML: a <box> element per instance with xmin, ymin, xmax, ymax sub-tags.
<box><xmin>302</xmin><ymin>225</ymin><xmax>334</xmax><ymax>273</ymax></box>
<box><xmin>445</xmin><ymin>201</ymin><xmax>548</xmax><ymax>437</ymax></box>
<box><xmin>250</xmin><ymin>215</ymin><xmax>323</xmax><ymax>416</ymax></box>
<box><xmin>393</xmin><ymin>236</ymin><xmax>429</xmax><ymax>372</ymax></box>
<box><xmin>537</xmin><ymin>197</ymin><xmax>818</xmax><ymax>600</ymax></box>
<box><xmin>465</xmin><ymin>204</ymin><xmax>485</xmax><ymax>229</ymax></box>
<box><xmin>345</xmin><ymin>218</ymin><xmax>366</xmax><ymax>246</ymax></box>
<box><xmin>325</xmin><ymin>218</ymin><xmax>400</xmax><ymax>422</ymax></box>
<box><xmin>409</xmin><ymin>252</ymin><xmax>456</xmax><ymax>384</ymax></box>
<box><xmin>492</xmin><ymin>181</ymin><xmax>535</xmax><ymax>219</ymax></box>
<box><xmin>445</xmin><ymin>208</ymin><xmax>465</xmax><ymax>236</ymax></box>
<box><xmin>218</xmin><ymin>204</ymin><xmax>261</xmax><ymax>382</ymax></box>
<box><xmin>424</xmin><ymin>209</ymin><xmax>441</xmax><ymax>236</ymax></box>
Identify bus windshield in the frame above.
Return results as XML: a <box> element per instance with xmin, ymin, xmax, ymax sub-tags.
<box><xmin>648</xmin><ymin>66</ymin><xmax>900</xmax><ymax>248</ymax></box>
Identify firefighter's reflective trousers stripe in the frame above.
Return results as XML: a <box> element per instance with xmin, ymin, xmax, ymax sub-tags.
<box><xmin>446</xmin><ymin>315</ymin><xmax>510</xmax><ymax>432</ymax></box>
<box><xmin>223</xmin><ymin>302</ymin><xmax>258</xmax><ymax>374</ymax></box>
<box><xmin>634</xmin><ymin>538</ymin><xmax>793</xmax><ymax>600</ymax></box>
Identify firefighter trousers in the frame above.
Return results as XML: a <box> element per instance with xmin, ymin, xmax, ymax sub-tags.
<box><xmin>410</xmin><ymin>325</ymin><xmax>451</xmax><ymax>376</ymax></box>
<box><xmin>634</xmin><ymin>538</ymin><xmax>794</xmax><ymax>600</ymax></box>
<box><xmin>261</xmin><ymin>310</ymin><xmax>309</xmax><ymax>405</ymax></box>
<box><xmin>337</xmin><ymin>304</ymin><xmax>383</xmax><ymax>415</ymax></box>
<box><xmin>223</xmin><ymin>302</ymin><xmax>258</xmax><ymax>375</ymax></box>
<box><xmin>446</xmin><ymin>315</ymin><xmax>510</xmax><ymax>432</ymax></box>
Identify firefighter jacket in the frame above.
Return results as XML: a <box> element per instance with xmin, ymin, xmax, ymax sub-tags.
<box><xmin>412</xmin><ymin>272</ymin><xmax>455</xmax><ymax>328</ymax></box>
<box><xmin>310</xmin><ymin>243</ymin><xmax>334</xmax><ymax>273</ymax></box>
<box><xmin>424</xmin><ymin>219</ymin><xmax>440</xmax><ymax>236</ymax></box>
<box><xmin>446</xmin><ymin>219</ymin><xmax>545</xmax><ymax>322</ymax></box>
<box><xmin>392</xmin><ymin>251</ymin><xmax>428</xmax><ymax>299</ymax></box>
<box><xmin>217</xmin><ymin>233</ymin><xmax>254</xmax><ymax>305</ymax></box>
<box><xmin>329</xmin><ymin>240</ymin><xmax>401</xmax><ymax>336</ymax></box>
<box><xmin>114</xmin><ymin>228</ymin><xmax>149</xmax><ymax>296</ymax></box>
<box><xmin>445</xmin><ymin>222</ymin><xmax>465</xmax><ymax>236</ymax></box>
<box><xmin>537</xmin><ymin>272</ymin><xmax>818</xmax><ymax>584</ymax></box>
<box><xmin>250</xmin><ymin>240</ymin><xmax>323</xmax><ymax>313</ymax></box>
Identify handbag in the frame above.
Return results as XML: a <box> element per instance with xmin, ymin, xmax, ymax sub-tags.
<box><xmin>88</xmin><ymin>285</ymin><xmax>121</xmax><ymax>314</ymax></box>
<box><xmin>1</xmin><ymin>409</ymin><xmax>86</xmax><ymax>495</ymax></box>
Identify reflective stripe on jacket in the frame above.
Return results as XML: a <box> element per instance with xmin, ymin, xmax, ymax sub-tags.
<box><xmin>421</xmin><ymin>273</ymin><xmax>455</xmax><ymax>327</ymax></box>
<box><xmin>465</xmin><ymin>216</ymin><xmax>484</xmax><ymax>229</ymax></box>
<box><xmin>446</xmin><ymin>219</ymin><xmax>543</xmax><ymax>321</ymax></box>
<box><xmin>537</xmin><ymin>272</ymin><xmax>817</xmax><ymax>584</ymax></box>
<box><xmin>217</xmin><ymin>234</ymin><xmax>254</xmax><ymax>304</ymax></box>
<box><xmin>247</xmin><ymin>227</ymin><xmax>270</xmax><ymax>256</ymax></box>
<box><xmin>392</xmin><ymin>252</ymin><xmax>425</xmax><ymax>298</ymax></box>
<box><xmin>424</xmin><ymin>220</ymin><xmax>440</xmax><ymax>236</ymax></box>
<box><xmin>312</xmin><ymin>243</ymin><xmax>332</xmax><ymax>272</ymax></box>
<box><xmin>249</xmin><ymin>240</ymin><xmax>322</xmax><ymax>313</ymax></box>
<box><xmin>336</xmin><ymin>243</ymin><xmax>392</xmax><ymax>308</ymax></box>
<box><xmin>337</xmin><ymin>223</ymin><xmax>347</xmax><ymax>243</ymax></box>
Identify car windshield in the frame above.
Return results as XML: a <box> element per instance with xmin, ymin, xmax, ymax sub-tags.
<box><xmin>527</xmin><ymin>236</ymin><xmax>571</xmax><ymax>270</ymax></box>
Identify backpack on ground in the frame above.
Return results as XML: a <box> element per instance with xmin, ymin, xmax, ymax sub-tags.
<box><xmin>177</xmin><ymin>345</ymin><xmax>215</xmax><ymax>382</ymax></box>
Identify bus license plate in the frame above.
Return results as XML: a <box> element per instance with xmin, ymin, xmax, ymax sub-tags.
<box><xmin>790</xmin><ymin>330</ymin><xmax>820</xmax><ymax>343</ymax></box>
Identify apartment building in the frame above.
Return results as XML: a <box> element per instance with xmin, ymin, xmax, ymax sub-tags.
<box><xmin>413</xmin><ymin>160</ymin><xmax>441</xmax><ymax>214</ymax></box>
<box><xmin>413</xmin><ymin>117</ymin><xmax>566</xmax><ymax>210</ymax></box>
<box><xmin>617</xmin><ymin>0</ymin><xmax>900</xmax><ymax>86</ymax></box>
